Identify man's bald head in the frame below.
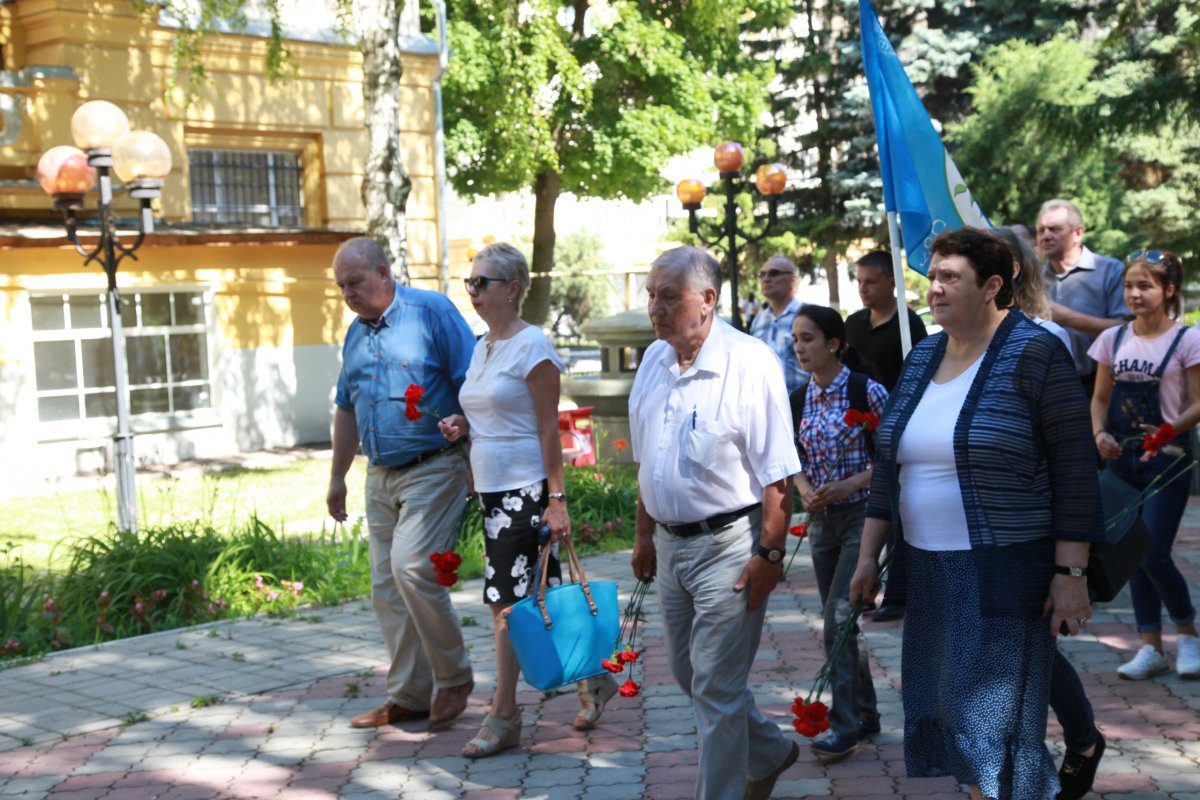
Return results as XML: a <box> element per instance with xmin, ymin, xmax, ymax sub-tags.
<box><xmin>333</xmin><ymin>237</ymin><xmax>395</xmax><ymax>321</ymax></box>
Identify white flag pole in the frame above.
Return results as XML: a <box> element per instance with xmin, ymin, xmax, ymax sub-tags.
<box><xmin>886</xmin><ymin>210</ymin><xmax>913</xmax><ymax>358</ymax></box>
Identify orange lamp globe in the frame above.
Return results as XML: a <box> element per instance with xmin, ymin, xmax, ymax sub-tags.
<box><xmin>713</xmin><ymin>142</ymin><xmax>744</xmax><ymax>173</ymax></box>
<box><xmin>756</xmin><ymin>162</ymin><xmax>788</xmax><ymax>195</ymax></box>
<box><xmin>70</xmin><ymin>100</ymin><xmax>131</xmax><ymax>151</ymax></box>
<box><xmin>37</xmin><ymin>146</ymin><xmax>96</xmax><ymax>195</ymax></box>
<box><xmin>676</xmin><ymin>179</ymin><xmax>707</xmax><ymax>206</ymax></box>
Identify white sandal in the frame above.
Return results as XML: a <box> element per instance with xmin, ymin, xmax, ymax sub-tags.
<box><xmin>462</xmin><ymin>709</ymin><xmax>522</xmax><ymax>759</ymax></box>
<box><xmin>573</xmin><ymin>674</ymin><xmax>619</xmax><ymax>731</ymax></box>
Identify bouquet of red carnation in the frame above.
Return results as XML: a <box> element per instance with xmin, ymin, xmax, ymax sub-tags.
<box><xmin>600</xmin><ymin>578</ymin><xmax>650</xmax><ymax>698</ymax></box>
<box><xmin>792</xmin><ymin>547</ymin><xmax>892</xmax><ymax>738</ymax></box>
<box><xmin>403</xmin><ymin>384</ymin><xmax>441</xmax><ymax>422</ymax></box>
<box><xmin>429</xmin><ymin>550</ymin><xmax>462</xmax><ymax>587</ymax></box>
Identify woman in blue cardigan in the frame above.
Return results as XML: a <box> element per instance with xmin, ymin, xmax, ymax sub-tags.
<box><xmin>849</xmin><ymin>228</ymin><xmax>1103</xmax><ymax>800</ymax></box>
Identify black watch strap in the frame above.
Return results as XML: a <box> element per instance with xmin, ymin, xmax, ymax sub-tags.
<box><xmin>755</xmin><ymin>544</ymin><xmax>785</xmax><ymax>564</ymax></box>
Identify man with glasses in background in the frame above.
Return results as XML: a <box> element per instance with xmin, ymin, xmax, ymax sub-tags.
<box><xmin>750</xmin><ymin>256</ymin><xmax>809</xmax><ymax>393</ymax></box>
<box><xmin>1037</xmin><ymin>198</ymin><xmax>1129</xmax><ymax>396</ymax></box>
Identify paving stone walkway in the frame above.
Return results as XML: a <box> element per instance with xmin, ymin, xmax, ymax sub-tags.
<box><xmin>2</xmin><ymin>506</ymin><xmax>1199</xmax><ymax>799</ymax></box>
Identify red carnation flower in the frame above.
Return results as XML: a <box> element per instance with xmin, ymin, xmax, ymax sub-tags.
<box><xmin>789</xmin><ymin>524</ymin><xmax>807</xmax><ymax>538</ymax></box>
<box><xmin>618</xmin><ymin>679</ymin><xmax>641</xmax><ymax>697</ymax></box>
<box><xmin>601</xmin><ymin>658</ymin><xmax>624</xmax><ymax>674</ymax></box>
<box><xmin>404</xmin><ymin>384</ymin><xmax>425</xmax><ymax>404</ymax></box>
<box><xmin>612</xmin><ymin>438</ymin><xmax>629</xmax><ymax>452</ymax></box>
<box><xmin>618</xmin><ymin>649</ymin><xmax>639</xmax><ymax>664</ymax></box>
<box><xmin>435</xmin><ymin>573</ymin><xmax>457</xmax><ymax>587</ymax></box>
<box><xmin>404</xmin><ymin>404</ymin><xmax>422</xmax><ymax>421</ymax></box>
<box><xmin>843</xmin><ymin>408</ymin><xmax>864</xmax><ymax>427</ymax></box>
<box><xmin>1143</xmin><ymin>423</ymin><xmax>1176</xmax><ymax>453</ymax></box>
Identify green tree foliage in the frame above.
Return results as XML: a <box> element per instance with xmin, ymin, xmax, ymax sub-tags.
<box><xmin>751</xmin><ymin>0</ymin><xmax>1083</xmax><ymax>304</ymax></box>
<box><xmin>548</xmin><ymin>232</ymin><xmax>614</xmax><ymax>338</ymax></box>
<box><xmin>442</xmin><ymin>0</ymin><xmax>792</xmax><ymax>325</ymax></box>
<box><xmin>950</xmin><ymin>28</ymin><xmax>1200</xmax><ymax>261</ymax></box>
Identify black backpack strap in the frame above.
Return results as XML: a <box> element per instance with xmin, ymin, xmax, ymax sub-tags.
<box><xmin>789</xmin><ymin>385</ymin><xmax>807</xmax><ymax>458</ymax></box>
<box><xmin>848</xmin><ymin>371</ymin><xmax>876</xmax><ymax>458</ymax></box>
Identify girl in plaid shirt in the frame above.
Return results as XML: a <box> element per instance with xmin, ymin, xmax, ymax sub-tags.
<box><xmin>791</xmin><ymin>305</ymin><xmax>888</xmax><ymax>764</ymax></box>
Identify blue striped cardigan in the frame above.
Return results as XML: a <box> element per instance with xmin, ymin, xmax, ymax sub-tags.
<box><xmin>866</xmin><ymin>310</ymin><xmax>1104</xmax><ymax>616</ymax></box>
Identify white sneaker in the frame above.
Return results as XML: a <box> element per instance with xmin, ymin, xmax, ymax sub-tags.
<box><xmin>1177</xmin><ymin>634</ymin><xmax>1200</xmax><ymax>680</ymax></box>
<box><xmin>1118</xmin><ymin>644</ymin><xmax>1170</xmax><ymax>680</ymax></box>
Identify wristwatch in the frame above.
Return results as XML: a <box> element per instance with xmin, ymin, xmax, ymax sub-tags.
<box><xmin>1055</xmin><ymin>565</ymin><xmax>1087</xmax><ymax>578</ymax></box>
<box><xmin>755</xmin><ymin>544</ymin><xmax>786</xmax><ymax>564</ymax></box>
<box><xmin>548</xmin><ymin>492</ymin><xmax>568</xmax><ymax>503</ymax></box>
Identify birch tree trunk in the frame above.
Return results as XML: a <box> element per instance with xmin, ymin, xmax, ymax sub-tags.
<box><xmin>355</xmin><ymin>0</ymin><xmax>411</xmax><ymax>282</ymax></box>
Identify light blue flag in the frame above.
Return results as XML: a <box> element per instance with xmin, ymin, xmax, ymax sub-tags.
<box><xmin>859</xmin><ymin>0</ymin><xmax>989</xmax><ymax>275</ymax></box>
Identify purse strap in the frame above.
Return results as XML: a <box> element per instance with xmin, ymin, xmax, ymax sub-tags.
<box><xmin>530</xmin><ymin>534</ymin><xmax>599</xmax><ymax>630</ymax></box>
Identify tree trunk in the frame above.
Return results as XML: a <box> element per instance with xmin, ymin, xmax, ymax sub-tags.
<box><xmin>357</xmin><ymin>0</ymin><xmax>411</xmax><ymax>282</ymax></box>
<box><xmin>824</xmin><ymin>249</ymin><xmax>840</xmax><ymax>309</ymax></box>
<box><xmin>523</xmin><ymin>168</ymin><xmax>560</xmax><ymax>326</ymax></box>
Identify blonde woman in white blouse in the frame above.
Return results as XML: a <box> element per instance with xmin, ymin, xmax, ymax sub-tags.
<box><xmin>439</xmin><ymin>243</ymin><xmax>616</xmax><ymax>758</ymax></box>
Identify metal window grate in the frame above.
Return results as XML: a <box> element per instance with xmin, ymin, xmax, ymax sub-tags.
<box><xmin>189</xmin><ymin>148</ymin><xmax>304</xmax><ymax>227</ymax></box>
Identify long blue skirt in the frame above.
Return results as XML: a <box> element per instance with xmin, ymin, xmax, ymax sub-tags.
<box><xmin>902</xmin><ymin>545</ymin><xmax>1058</xmax><ymax>800</ymax></box>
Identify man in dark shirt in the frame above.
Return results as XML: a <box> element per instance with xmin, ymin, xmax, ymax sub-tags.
<box><xmin>844</xmin><ymin>250</ymin><xmax>927</xmax><ymax>392</ymax></box>
<box><xmin>843</xmin><ymin>250</ymin><xmax>927</xmax><ymax>622</ymax></box>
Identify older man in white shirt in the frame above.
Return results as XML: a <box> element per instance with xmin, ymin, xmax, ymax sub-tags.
<box><xmin>629</xmin><ymin>246</ymin><xmax>801</xmax><ymax>800</ymax></box>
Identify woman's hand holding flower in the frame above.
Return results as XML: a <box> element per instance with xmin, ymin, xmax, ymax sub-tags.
<box><xmin>1094</xmin><ymin>430</ymin><xmax>1120</xmax><ymax>460</ymax></box>
<box><xmin>438</xmin><ymin>414</ymin><xmax>469</xmax><ymax>442</ymax></box>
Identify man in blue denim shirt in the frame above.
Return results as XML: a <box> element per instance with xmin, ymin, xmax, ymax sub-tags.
<box><xmin>750</xmin><ymin>256</ymin><xmax>810</xmax><ymax>393</ymax></box>
<box><xmin>327</xmin><ymin>237</ymin><xmax>477</xmax><ymax>731</ymax></box>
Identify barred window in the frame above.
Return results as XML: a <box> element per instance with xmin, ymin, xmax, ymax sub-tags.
<box><xmin>30</xmin><ymin>291</ymin><xmax>212</xmax><ymax>424</ymax></box>
<box><xmin>189</xmin><ymin>148</ymin><xmax>304</xmax><ymax>227</ymax></box>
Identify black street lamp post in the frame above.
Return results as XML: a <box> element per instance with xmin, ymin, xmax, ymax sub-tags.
<box><xmin>677</xmin><ymin>142</ymin><xmax>788</xmax><ymax>331</ymax></box>
<box><xmin>37</xmin><ymin>101</ymin><xmax>173</xmax><ymax>533</ymax></box>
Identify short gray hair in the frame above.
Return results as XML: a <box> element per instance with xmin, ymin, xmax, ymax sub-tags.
<box><xmin>1038</xmin><ymin>198</ymin><xmax>1084</xmax><ymax>229</ymax></box>
<box><xmin>651</xmin><ymin>246</ymin><xmax>722</xmax><ymax>295</ymax></box>
<box><xmin>475</xmin><ymin>242</ymin><xmax>530</xmax><ymax>308</ymax></box>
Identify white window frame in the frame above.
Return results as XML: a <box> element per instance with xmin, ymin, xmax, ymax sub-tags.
<box><xmin>29</xmin><ymin>287</ymin><xmax>218</xmax><ymax>442</ymax></box>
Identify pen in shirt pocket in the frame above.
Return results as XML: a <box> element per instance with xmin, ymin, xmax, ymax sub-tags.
<box><xmin>691</xmin><ymin>406</ymin><xmax>697</xmax><ymax>430</ymax></box>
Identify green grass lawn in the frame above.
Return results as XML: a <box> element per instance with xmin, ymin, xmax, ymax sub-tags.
<box><xmin>2</xmin><ymin>453</ymin><xmax>367</xmax><ymax>571</ymax></box>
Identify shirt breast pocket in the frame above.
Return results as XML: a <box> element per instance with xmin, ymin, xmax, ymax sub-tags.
<box><xmin>684</xmin><ymin>420</ymin><xmax>738</xmax><ymax>467</ymax></box>
<box><xmin>386</xmin><ymin>360</ymin><xmax>427</xmax><ymax>402</ymax></box>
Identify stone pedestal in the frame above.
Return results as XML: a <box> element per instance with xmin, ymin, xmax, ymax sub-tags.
<box><xmin>561</xmin><ymin>308</ymin><xmax>655</xmax><ymax>464</ymax></box>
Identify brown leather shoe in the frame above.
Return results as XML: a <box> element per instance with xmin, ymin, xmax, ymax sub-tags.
<box><xmin>428</xmin><ymin>679</ymin><xmax>474</xmax><ymax>730</ymax></box>
<box><xmin>744</xmin><ymin>740</ymin><xmax>799</xmax><ymax>800</ymax></box>
<box><xmin>349</xmin><ymin>700</ymin><xmax>429</xmax><ymax>728</ymax></box>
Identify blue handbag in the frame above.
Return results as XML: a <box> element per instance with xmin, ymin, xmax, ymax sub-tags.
<box><xmin>505</xmin><ymin>537</ymin><xmax>620</xmax><ymax>691</ymax></box>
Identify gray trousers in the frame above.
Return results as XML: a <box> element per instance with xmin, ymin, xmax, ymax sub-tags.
<box><xmin>808</xmin><ymin>501</ymin><xmax>879</xmax><ymax>737</ymax></box>
<box><xmin>364</xmin><ymin>449</ymin><xmax>473</xmax><ymax>709</ymax></box>
<box><xmin>655</xmin><ymin>514</ymin><xmax>794</xmax><ymax>800</ymax></box>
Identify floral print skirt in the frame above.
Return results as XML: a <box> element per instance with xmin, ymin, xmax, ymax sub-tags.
<box><xmin>478</xmin><ymin>479</ymin><xmax>561</xmax><ymax>605</ymax></box>
<box><xmin>902</xmin><ymin>545</ymin><xmax>1058</xmax><ymax>800</ymax></box>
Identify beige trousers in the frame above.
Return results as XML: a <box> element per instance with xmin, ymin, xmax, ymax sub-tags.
<box><xmin>364</xmin><ymin>448</ymin><xmax>472</xmax><ymax>709</ymax></box>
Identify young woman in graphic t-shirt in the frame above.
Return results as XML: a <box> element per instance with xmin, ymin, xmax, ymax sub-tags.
<box><xmin>1090</xmin><ymin>250</ymin><xmax>1200</xmax><ymax>681</ymax></box>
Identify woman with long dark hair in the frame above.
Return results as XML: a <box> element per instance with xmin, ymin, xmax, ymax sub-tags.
<box><xmin>791</xmin><ymin>305</ymin><xmax>887</xmax><ymax>764</ymax></box>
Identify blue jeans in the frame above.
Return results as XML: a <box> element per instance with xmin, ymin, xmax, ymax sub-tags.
<box><xmin>1108</xmin><ymin>458</ymin><xmax>1197</xmax><ymax>633</ymax></box>
<box><xmin>809</xmin><ymin>501</ymin><xmax>879</xmax><ymax>737</ymax></box>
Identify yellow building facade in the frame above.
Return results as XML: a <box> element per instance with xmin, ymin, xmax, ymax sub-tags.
<box><xmin>0</xmin><ymin>0</ymin><xmax>448</xmax><ymax>481</ymax></box>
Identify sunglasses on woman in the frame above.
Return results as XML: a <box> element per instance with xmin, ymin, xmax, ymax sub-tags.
<box><xmin>463</xmin><ymin>276</ymin><xmax>506</xmax><ymax>292</ymax></box>
<box><xmin>1126</xmin><ymin>250</ymin><xmax>1167</xmax><ymax>265</ymax></box>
